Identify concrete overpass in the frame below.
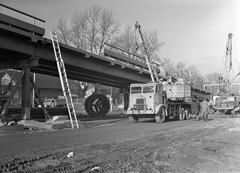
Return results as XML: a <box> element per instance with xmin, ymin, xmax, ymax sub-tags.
<box><xmin>0</xmin><ymin>5</ymin><xmax>153</xmax><ymax>120</ymax></box>
<box><xmin>0</xmin><ymin>13</ymin><xmax>152</xmax><ymax>89</ymax></box>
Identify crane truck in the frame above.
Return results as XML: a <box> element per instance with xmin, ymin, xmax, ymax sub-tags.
<box><xmin>126</xmin><ymin>22</ymin><xmax>192</xmax><ymax>123</ymax></box>
<box><xmin>204</xmin><ymin>33</ymin><xmax>240</xmax><ymax>115</ymax></box>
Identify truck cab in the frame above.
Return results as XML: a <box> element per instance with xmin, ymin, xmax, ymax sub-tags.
<box><xmin>43</xmin><ymin>98</ymin><xmax>55</xmax><ymax>107</ymax></box>
<box><xmin>214</xmin><ymin>95</ymin><xmax>240</xmax><ymax>114</ymax></box>
<box><xmin>126</xmin><ymin>82</ymin><xmax>167</xmax><ymax>123</ymax></box>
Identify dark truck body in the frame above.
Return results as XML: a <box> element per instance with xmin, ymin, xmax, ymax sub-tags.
<box><xmin>214</xmin><ymin>95</ymin><xmax>240</xmax><ymax>114</ymax></box>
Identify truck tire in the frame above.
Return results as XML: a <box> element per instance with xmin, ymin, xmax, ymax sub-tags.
<box><xmin>155</xmin><ymin>106</ymin><xmax>166</xmax><ymax>123</ymax></box>
<box><xmin>185</xmin><ymin>108</ymin><xmax>191</xmax><ymax>120</ymax></box>
<box><xmin>129</xmin><ymin>115</ymin><xmax>139</xmax><ymax>123</ymax></box>
<box><xmin>85</xmin><ymin>94</ymin><xmax>110</xmax><ymax>117</ymax></box>
<box><xmin>179</xmin><ymin>108</ymin><xmax>185</xmax><ymax>121</ymax></box>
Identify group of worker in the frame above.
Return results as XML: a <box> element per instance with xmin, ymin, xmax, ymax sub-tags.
<box><xmin>191</xmin><ymin>96</ymin><xmax>210</xmax><ymax>122</ymax></box>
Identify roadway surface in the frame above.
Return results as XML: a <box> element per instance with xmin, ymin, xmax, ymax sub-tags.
<box><xmin>1</xmin><ymin>113</ymin><xmax>240</xmax><ymax>172</ymax></box>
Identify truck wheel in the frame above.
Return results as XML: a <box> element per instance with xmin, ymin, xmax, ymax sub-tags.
<box><xmin>85</xmin><ymin>94</ymin><xmax>110</xmax><ymax>117</ymax></box>
<box><xmin>155</xmin><ymin>106</ymin><xmax>166</xmax><ymax>123</ymax></box>
<box><xmin>179</xmin><ymin>108</ymin><xmax>185</xmax><ymax>121</ymax></box>
<box><xmin>185</xmin><ymin>108</ymin><xmax>191</xmax><ymax>120</ymax></box>
<box><xmin>129</xmin><ymin>115</ymin><xmax>139</xmax><ymax>123</ymax></box>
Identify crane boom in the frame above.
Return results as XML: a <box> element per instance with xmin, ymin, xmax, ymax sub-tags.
<box><xmin>204</xmin><ymin>33</ymin><xmax>236</xmax><ymax>94</ymax></box>
<box><xmin>135</xmin><ymin>22</ymin><xmax>160</xmax><ymax>82</ymax></box>
<box><xmin>221</xmin><ymin>33</ymin><xmax>233</xmax><ymax>92</ymax></box>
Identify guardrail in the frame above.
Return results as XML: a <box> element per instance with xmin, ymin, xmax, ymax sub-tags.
<box><xmin>104</xmin><ymin>43</ymin><xmax>161</xmax><ymax>74</ymax></box>
<box><xmin>0</xmin><ymin>3</ymin><xmax>45</xmax><ymax>36</ymax></box>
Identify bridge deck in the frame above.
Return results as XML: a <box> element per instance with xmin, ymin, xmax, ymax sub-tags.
<box><xmin>0</xmin><ymin>13</ymin><xmax>152</xmax><ymax>89</ymax></box>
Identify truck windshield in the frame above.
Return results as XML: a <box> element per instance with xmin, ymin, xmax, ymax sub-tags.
<box><xmin>143</xmin><ymin>86</ymin><xmax>154</xmax><ymax>93</ymax></box>
<box><xmin>227</xmin><ymin>97</ymin><xmax>234</xmax><ymax>101</ymax></box>
<box><xmin>131</xmin><ymin>87</ymin><xmax>142</xmax><ymax>94</ymax></box>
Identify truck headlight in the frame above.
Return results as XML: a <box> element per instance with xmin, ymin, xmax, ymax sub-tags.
<box><xmin>146</xmin><ymin>107</ymin><xmax>152</xmax><ymax>110</ymax></box>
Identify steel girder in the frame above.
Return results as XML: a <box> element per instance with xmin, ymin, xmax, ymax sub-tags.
<box><xmin>0</xmin><ymin>30</ymin><xmax>151</xmax><ymax>89</ymax></box>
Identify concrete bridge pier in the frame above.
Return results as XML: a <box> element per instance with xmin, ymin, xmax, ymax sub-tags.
<box><xmin>22</xmin><ymin>66</ymin><xmax>31</xmax><ymax>120</ymax></box>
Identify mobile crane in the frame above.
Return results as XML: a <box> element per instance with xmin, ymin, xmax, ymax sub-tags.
<box><xmin>126</xmin><ymin>22</ymin><xmax>192</xmax><ymax>123</ymax></box>
<box><xmin>204</xmin><ymin>33</ymin><xmax>240</xmax><ymax>115</ymax></box>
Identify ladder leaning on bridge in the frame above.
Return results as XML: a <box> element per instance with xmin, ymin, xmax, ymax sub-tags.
<box><xmin>50</xmin><ymin>31</ymin><xmax>79</xmax><ymax>129</ymax></box>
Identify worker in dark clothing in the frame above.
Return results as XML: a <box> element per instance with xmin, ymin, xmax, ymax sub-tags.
<box><xmin>191</xmin><ymin>96</ymin><xmax>200</xmax><ymax>121</ymax></box>
<box><xmin>201</xmin><ymin>98</ymin><xmax>210</xmax><ymax>122</ymax></box>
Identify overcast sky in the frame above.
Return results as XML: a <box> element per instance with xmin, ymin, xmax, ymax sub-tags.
<box><xmin>1</xmin><ymin>0</ymin><xmax>240</xmax><ymax>77</ymax></box>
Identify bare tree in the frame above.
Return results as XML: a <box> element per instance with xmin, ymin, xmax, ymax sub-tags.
<box><xmin>184</xmin><ymin>65</ymin><xmax>199</xmax><ymax>85</ymax></box>
<box><xmin>109</xmin><ymin>25</ymin><xmax>136</xmax><ymax>57</ymax></box>
<box><xmin>160</xmin><ymin>58</ymin><xmax>174</xmax><ymax>76</ymax></box>
<box><xmin>55</xmin><ymin>5</ymin><xmax>119</xmax><ymax>55</ymax></box>
<box><xmin>184</xmin><ymin>65</ymin><xmax>205</xmax><ymax>89</ymax></box>
<box><xmin>109</xmin><ymin>24</ymin><xmax>165</xmax><ymax>65</ymax></box>
<box><xmin>53</xmin><ymin>5</ymin><xmax>120</xmax><ymax>98</ymax></box>
<box><xmin>70</xmin><ymin>11</ymin><xmax>88</xmax><ymax>50</ymax></box>
<box><xmin>85</xmin><ymin>5</ymin><xmax>101</xmax><ymax>54</ymax></box>
<box><xmin>53</xmin><ymin>18</ymin><xmax>71</xmax><ymax>45</ymax></box>
<box><xmin>97</xmin><ymin>9</ymin><xmax>120</xmax><ymax>54</ymax></box>
<box><xmin>193</xmin><ymin>75</ymin><xmax>205</xmax><ymax>90</ymax></box>
<box><xmin>172</xmin><ymin>62</ymin><xmax>186</xmax><ymax>78</ymax></box>
<box><xmin>141</xmin><ymin>30</ymin><xmax>164</xmax><ymax>58</ymax></box>
<box><xmin>205</xmin><ymin>72</ymin><xmax>221</xmax><ymax>84</ymax></box>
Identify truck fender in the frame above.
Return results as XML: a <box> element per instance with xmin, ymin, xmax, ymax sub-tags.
<box><xmin>155</xmin><ymin>104</ymin><xmax>168</xmax><ymax>117</ymax></box>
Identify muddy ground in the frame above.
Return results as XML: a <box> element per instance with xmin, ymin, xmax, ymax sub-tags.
<box><xmin>1</xmin><ymin>113</ymin><xmax>240</xmax><ymax>173</ymax></box>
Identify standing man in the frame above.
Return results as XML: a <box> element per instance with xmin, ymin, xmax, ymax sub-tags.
<box><xmin>191</xmin><ymin>96</ymin><xmax>200</xmax><ymax>121</ymax></box>
<box><xmin>201</xmin><ymin>98</ymin><xmax>210</xmax><ymax>122</ymax></box>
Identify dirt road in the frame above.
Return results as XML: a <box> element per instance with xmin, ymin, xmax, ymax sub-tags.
<box><xmin>1</xmin><ymin>114</ymin><xmax>240</xmax><ymax>173</ymax></box>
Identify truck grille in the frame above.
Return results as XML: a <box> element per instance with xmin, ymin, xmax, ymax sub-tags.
<box><xmin>220</xmin><ymin>104</ymin><xmax>227</xmax><ymax>108</ymax></box>
<box><xmin>136</xmin><ymin>98</ymin><xmax>144</xmax><ymax>104</ymax></box>
<box><xmin>134</xmin><ymin>104</ymin><xmax>146</xmax><ymax>110</ymax></box>
<box><xmin>134</xmin><ymin>98</ymin><xmax>145</xmax><ymax>110</ymax></box>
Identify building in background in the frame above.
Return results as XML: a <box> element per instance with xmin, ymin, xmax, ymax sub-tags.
<box><xmin>0</xmin><ymin>70</ymin><xmax>63</xmax><ymax>107</ymax></box>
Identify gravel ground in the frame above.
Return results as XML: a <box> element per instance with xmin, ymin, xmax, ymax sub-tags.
<box><xmin>1</xmin><ymin>113</ymin><xmax>240</xmax><ymax>173</ymax></box>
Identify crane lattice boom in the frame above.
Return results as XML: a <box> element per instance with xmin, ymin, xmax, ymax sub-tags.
<box><xmin>221</xmin><ymin>33</ymin><xmax>233</xmax><ymax>92</ymax></box>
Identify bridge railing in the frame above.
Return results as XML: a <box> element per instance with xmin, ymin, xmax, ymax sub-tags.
<box><xmin>104</xmin><ymin>43</ymin><xmax>161</xmax><ymax>74</ymax></box>
<box><xmin>104</xmin><ymin>43</ymin><xmax>147</xmax><ymax>64</ymax></box>
<box><xmin>0</xmin><ymin>3</ymin><xmax>45</xmax><ymax>36</ymax></box>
